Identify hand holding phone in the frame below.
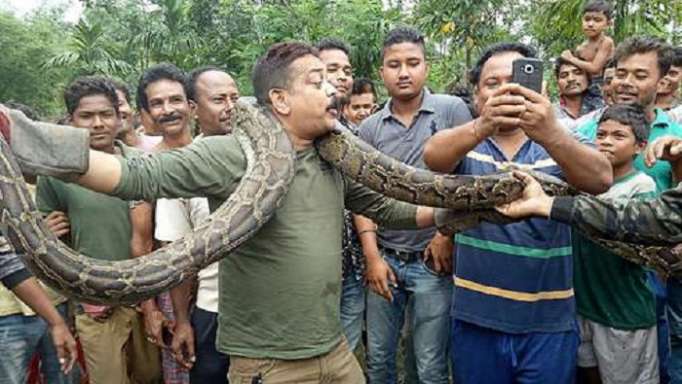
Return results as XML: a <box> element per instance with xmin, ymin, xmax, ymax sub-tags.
<box><xmin>512</xmin><ymin>58</ymin><xmax>543</xmax><ymax>94</ymax></box>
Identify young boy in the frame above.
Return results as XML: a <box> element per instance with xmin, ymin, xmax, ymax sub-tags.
<box><xmin>574</xmin><ymin>103</ymin><xmax>659</xmax><ymax>384</ymax></box>
<box><xmin>561</xmin><ymin>0</ymin><xmax>615</xmax><ymax>110</ymax></box>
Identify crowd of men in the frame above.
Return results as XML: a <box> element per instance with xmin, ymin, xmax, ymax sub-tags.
<box><xmin>1</xmin><ymin>0</ymin><xmax>682</xmax><ymax>383</ymax></box>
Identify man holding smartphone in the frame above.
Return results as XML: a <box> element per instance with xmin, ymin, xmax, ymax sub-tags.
<box><xmin>423</xmin><ymin>42</ymin><xmax>612</xmax><ymax>384</ymax></box>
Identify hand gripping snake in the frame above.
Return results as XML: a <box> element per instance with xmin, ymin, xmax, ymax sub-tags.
<box><xmin>0</xmin><ymin>102</ymin><xmax>679</xmax><ymax>305</ymax></box>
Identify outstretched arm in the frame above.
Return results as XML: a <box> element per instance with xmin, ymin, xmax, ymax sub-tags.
<box><xmin>497</xmin><ymin>172</ymin><xmax>682</xmax><ymax>246</ymax></box>
<box><xmin>1</xmin><ymin>107</ymin><xmax>244</xmax><ymax>202</ymax></box>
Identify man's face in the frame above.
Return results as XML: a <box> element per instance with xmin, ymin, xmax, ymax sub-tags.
<box><xmin>115</xmin><ymin>89</ymin><xmax>134</xmax><ymax>135</ymax></box>
<box><xmin>70</xmin><ymin>94</ymin><xmax>119</xmax><ymax>151</ymax></box>
<box><xmin>658</xmin><ymin>65</ymin><xmax>682</xmax><ymax>96</ymax></box>
<box><xmin>343</xmin><ymin>92</ymin><xmax>376</xmax><ymax>126</ymax></box>
<box><xmin>612</xmin><ymin>52</ymin><xmax>661</xmax><ymax>108</ymax></box>
<box><xmin>557</xmin><ymin>63</ymin><xmax>589</xmax><ymax>97</ymax></box>
<box><xmin>194</xmin><ymin>71</ymin><xmax>240</xmax><ymax>136</ymax></box>
<box><xmin>282</xmin><ymin>55</ymin><xmax>338</xmax><ymax>140</ymax></box>
<box><xmin>319</xmin><ymin>49</ymin><xmax>353</xmax><ymax>98</ymax></box>
<box><xmin>145</xmin><ymin>79</ymin><xmax>191</xmax><ymax>137</ymax></box>
<box><xmin>595</xmin><ymin>119</ymin><xmax>643</xmax><ymax>168</ymax></box>
<box><xmin>602</xmin><ymin>67</ymin><xmax>616</xmax><ymax>104</ymax></box>
<box><xmin>474</xmin><ymin>50</ymin><xmax>524</xmax><ymax>113</ymax></box>
<box><xmin>380</xmin><ymin>42</ymin><xmax>428</xmax><ymax>101</ymax></box>
<box><xmin>582</xmin><ymin>11</ymin><xmax>609</xmax><ymax>38</ymax></box>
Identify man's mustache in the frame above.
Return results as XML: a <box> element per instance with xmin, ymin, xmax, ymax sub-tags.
<box><xmin>157</xmin><ymin>113</ymin><xmax>182</xmax><ymax>124</ymax></box>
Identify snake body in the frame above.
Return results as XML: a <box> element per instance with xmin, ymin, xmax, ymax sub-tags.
<box><xmin>0</xmin><ymin>104</ymin><xmax>295</xmax><ymax>305</ymax></box>
<box><xmin>0</xmin><ymin>103</ymin><xmax>680</xmax><ymax>304</ymax></box>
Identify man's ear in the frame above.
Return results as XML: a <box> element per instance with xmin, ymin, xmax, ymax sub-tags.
<box><xmin>472</xmin><ymin>87</ymin><xmax>482</xmax><ymax>113</ymax></box>
<box><xmin>635</xmin><ymin>140</ymin><xmax>647</xmax><ymax>155</ymax></box>
<box><xmin>269</xmin><ymin>89</ymin><xmax>291</xmax><ymax>116</ymax></box>
<box><xmin>188</xmin><ymin>100</ymin><xmax>197</xmax><ymax>116</ymax></box>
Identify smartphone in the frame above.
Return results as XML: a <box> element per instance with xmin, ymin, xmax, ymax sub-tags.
<box><xmin>512</xmin><ymin>58</ymin><xmax>543</xmax><ymax>94</ymax></box>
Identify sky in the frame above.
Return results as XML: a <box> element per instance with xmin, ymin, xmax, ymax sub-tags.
<box><xmin>2</xmin><ymin>0</ymin><xmax>83</xmax><ymax>23</ymax></box>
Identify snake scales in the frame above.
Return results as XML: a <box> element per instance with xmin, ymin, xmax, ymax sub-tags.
<box><xmin>0</xmin><ymin>102</ymin><xmax>680</xmax><ymax>305</ymax></box>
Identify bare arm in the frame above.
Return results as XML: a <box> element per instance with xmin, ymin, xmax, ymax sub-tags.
<box><xmin>424</xmin><ymin>120</ymin><xmax>482</xmax><ymax>173</ymax></box>
<box><xmin>424</xmin><ymin>88</ymin><xmax>527</xmax><ymax>173</ymax></box>
<box><xmin>129</xmin><ymin>202</ymin><xmax>154</xmax><ymax>258</ymax></box>
<box><xmin>562</xmin><ymin>38</ymin><xmax>613</xmax><ymax>76</ymax></box>
<box><xmin>75</xmin><ymin>150</ymin><xmax>123</xmax><ymax>194</ymax></box>
<box><xmin>542</xmin><ymin>127</ymin><xmax>612</xmax><ymax>193</ymax></box>
<box><xmin>512</xmin><ymin>84</ymin><xmax>612</xmax><ymax>193</ymax></box>
<box><xmin>12</xmin><ymin>277</ymin><xmax>77</xmax><ymax>373</ymax></box>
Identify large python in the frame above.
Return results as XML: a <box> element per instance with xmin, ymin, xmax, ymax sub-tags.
<box><xmin>0</xmin><ymin>103</ymin><xmax>680</xmax><ymax>305</ymax></box>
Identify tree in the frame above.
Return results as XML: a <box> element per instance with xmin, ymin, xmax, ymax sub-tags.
<box><xmin>0</xmin><ymin>8</ymin><xmax>73</xmax><ymax>116</ymax></box>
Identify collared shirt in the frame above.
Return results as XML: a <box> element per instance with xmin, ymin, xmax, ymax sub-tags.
<box><xmin>452</xmin><ymin>136</ymin><xmax>579</xmax><ymax>333</ymax></box>
<box><xmin>578</xmin><ymin>108</ymin><xmax>682</xmax><ymax>192</ymax></box>
<box><xmin>358</xmin><ymin>90</ymin><xmax>472</xmax><ymax>252</ymax></box>
<box><xmin>667</xmin><ymin>104</ymin><xmax>682</xmax><ymax>124</ymax></box>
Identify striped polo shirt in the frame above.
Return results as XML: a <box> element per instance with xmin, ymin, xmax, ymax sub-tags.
<box><xmin>453</xmin><ymin>137</ymin><xmax>581</xmax><ymax>334</ymax></box>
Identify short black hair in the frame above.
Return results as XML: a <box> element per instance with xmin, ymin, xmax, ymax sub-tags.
<box><xmin>604</xmin><ymin>58</ymin><xmax>616</xmax><ymax>71</ymax></box>
<box><xmin>613</xmin><ymin>36</ymin><xmax>674</xmax><ymax>79</ymax></box>
<box><xmin>136</xmin><ymin>63</ymin><xmax>188</xmax><ymax>111</ymax></box>
<box><xmin>469</xmin><ymin>42</ymin><xmax>537</xmax><ymax>87</ymax></box>
<box><xmin>598</xmin><ymin>103</ymin><xmax>649</xmax><ymax>143</ymax></box>
<box><xmin>63</xmin><ymin>76</ymin><xmax>119</xmax><ymax>116</ymax></box>
<box><xmin>350</xmin><ymin>78</ymin><xmax>376</xmax><ymax>100</ymax></box>
<box><xmin>672</xmin><ymin>46</ymin><xmax>682</xmax><ymax>68</ymax></box>
<box><xmin>187</xmin><ymin>65</ymin><xmax>229</xmax><ymax>102</ymax></box>
<box><xmin>252</xmin><ymin>42</ymin><xmax>319</xmax><ymax>106</ymax></box>
<box><xmin>554</xmin><ymin>56</ymin><xmax>587</xmax><ymax>79</ymax></box>
<box><xmin>583</xmin><ymin>0</ymin><xmax>614</xmax><ymax>20</ymax></box>
<box><xmin>315</xmin><ymin>38</ymin><xmax>350</xmax><ymax>56</ymax></box>
<box><xmin>381</xmin><ymin>26</ymin><xmax>425</xmax><ymax>61</ymax></box>
<box><xmin>4</xmin><ymin>101</ymin><xmax>39</xmax><ymax>121</ymax></box>
<box><xmin>110</xmin><ymin>79</ymin><xmax>131</xmax><ymax>105</ymax></box>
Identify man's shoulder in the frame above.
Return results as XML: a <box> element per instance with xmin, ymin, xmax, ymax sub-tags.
<box><xmin>428</xmin><ymin>93</ymin><xmax>468</xmax><ymax>113</ymax></box>
<box><xmin>609</xmin><ymin>171</ymin><xmax>657</xmax><ymax>199</ymax></box>
<box><xmin>357</xmin><ymin>112</ymin><xmax>383</xmax><ymax>137</ymax></box>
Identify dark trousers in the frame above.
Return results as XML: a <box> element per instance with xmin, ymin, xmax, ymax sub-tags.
<box><xmin>190</xmin><ymin>307</ymin><xmax>230</xmax><ymax>383</ymax></box>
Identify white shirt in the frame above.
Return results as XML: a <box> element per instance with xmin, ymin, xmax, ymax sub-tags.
<box><xmin>155</xmin><ymin>197</ymin><xmax>219</xmax><ymax>313</ymax></box>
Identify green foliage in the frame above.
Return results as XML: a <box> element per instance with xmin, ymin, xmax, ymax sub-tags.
<box><xmin>0</xmin><ymin>0</ymin><xmax>680</xmax><ymax>117</ymax></box>
<box><xmin>0</xmin><ymin>9</ymin><xmax>73</xmax><ymax>116</ymax></box>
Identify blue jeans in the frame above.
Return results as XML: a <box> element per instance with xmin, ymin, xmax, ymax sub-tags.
<box><xmin>0</xmin><ymin>303</ymin><xmax>75</xmax><ymax>384</ymax></box>
<box><xmin>451</xmin><ymin>319</ymin><xmax>578</xmax><ymax>384</ymax></box>
<box><xmin>340</xmin><ymin>274</ymin><xmax>365</xmax><ymax>352</ymax></box>
<box><xmin>667</xmin><ymin>278</ymin><xmax>682</xmax><ymax>384</ymax></box>
<box><xmin>366</xmin><ymin>251</ymin><xmax>451</xmax><ymax>384</ymax></box>
<box><xmin>190</xmin><ymin>307</ymin><xmax>229</xmax><ymax>384</ymax></box>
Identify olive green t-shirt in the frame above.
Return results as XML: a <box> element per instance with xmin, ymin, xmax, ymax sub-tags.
<box><xmin>113</xmin><ymin>134</ymin><xmax>419</xmax><ymax>359</ymax></box>
<box><xmin>36</xmin><ymin>142</ymin><xmax>138</xmax><ymax>261</ymax></box>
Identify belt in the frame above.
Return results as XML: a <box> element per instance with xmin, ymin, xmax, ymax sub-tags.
<box><xmin>380</xmin><ymin>246</ymin><xmax>422</xmax><ymax>263</ymax></box>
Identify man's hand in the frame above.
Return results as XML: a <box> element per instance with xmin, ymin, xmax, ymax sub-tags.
<box><xmin>141</xmin><ymin>304</ymin><xmax>171</xmax><ymax>347</ymax></box>
<box><xmin>508</xmin><ymin>84</ymin><xmax>561</xmax><ymax>145</ymax></box>
<box><xmin>49</xmin><ymin>321</ymin><xmax>78</xmax><ymax>374</ymax></box>
<box><xmin>477</xmin><ymin>85</ymin><xmax>528</xmax><ymax>138</ymax></box>
<box><xmin>365</xmin><ymin>258</ymin><xmax>397</xmax><ymax>302</ymax></box>
<box><xmin>45</xmin><ymin>211</ymin><xmax>70</xmax><ymax>238</ymax></box>
<box><xmin>561</xmin><ymin>50</ymin><xmax>575</xmax><ymax>61</ymax></box>
<box><xmin>644</xmin><ymin>136</ymin><xmax>682</xmax><ymax>167</ymax></box>
<box><xmin>171</xmin><ymin>320</ymin><xmax>196</xmax><ymax>370</ymax></box>
<box><xmin>423</xmin><ymin>232</ymin><xmax>453</xmax><ymax>275</ymax></box>
<box><xmin>496</xmin><ymin>172</ymin><xmax>555</xmax><ymax>219</ymax></box>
